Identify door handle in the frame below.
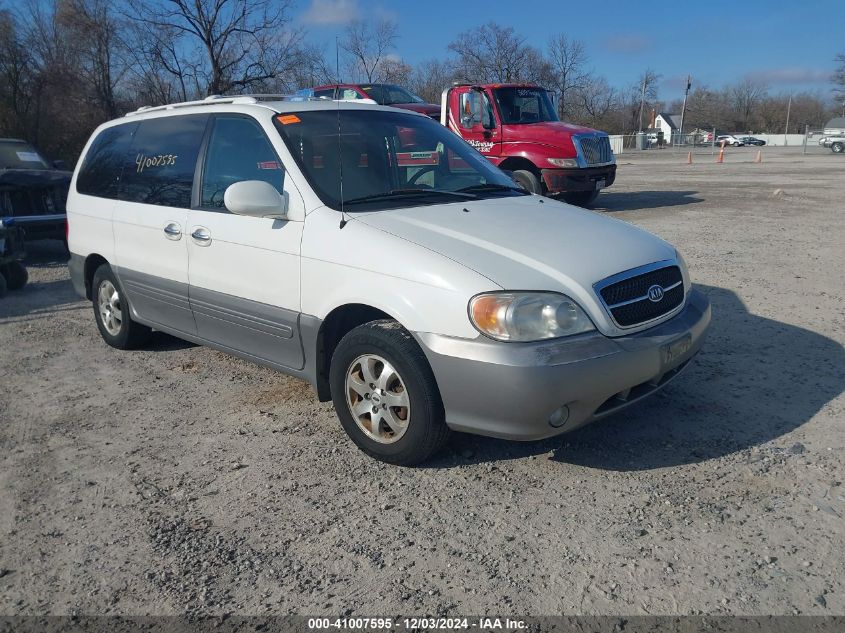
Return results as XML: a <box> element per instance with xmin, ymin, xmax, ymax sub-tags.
<box><xmin>163</xmin><ymin>223</ymin><xmax>182</xmax><ymax>240</ymax></box>
<box><xmin>191</xmin><ymin>227</ymin><xmax>211</xmax><ymax>246</ymax></box>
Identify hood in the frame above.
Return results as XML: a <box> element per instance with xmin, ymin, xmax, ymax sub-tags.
<box><xmin>392</xmin><ymin>102</ymin><xmax>441</xmax><ymax>118</ymax></box>
<box><xmin>0</xmin><ymin>168</ymin><xmax>72</xmax><ymax>188</ymax></box>
<box><xmin>503</xmin><ymin>121</ymin><xmax>601</xmax><ymax>147</ymax></box>
<box><xmin>354</xmin><ymin>195</ymin><xmax>675</xmax><ymax>319</ymax></box>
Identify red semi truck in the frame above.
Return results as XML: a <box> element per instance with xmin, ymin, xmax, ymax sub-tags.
<box><xmin>441</xmin><ymin>83</ymin><xmax>616</xmax><ymax>205</ymax></box>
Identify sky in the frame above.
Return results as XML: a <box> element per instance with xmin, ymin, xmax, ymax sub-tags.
<box><xmin>294</xmin><ymin>0</ymin><xmax>844</xmax><ymax>102</ymax></box>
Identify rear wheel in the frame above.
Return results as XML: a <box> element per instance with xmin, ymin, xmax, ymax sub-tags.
<box><xmin>329</xmin><ymin>319</ymin><xmax>449</xmax><ymax>465</ymax></box>
<box><xmin>92</xmin><ymin>264</ymin><xmax>151</xmax><ymax>349</ymax></box>
<box><xmin>563</xmin><ymin>190</ymin><xmax>600</xmax><ymax>207</ymax></box>
<box><xmin>511</xmin><ymin>169</ymin><xmax>542</xmax><ymax>194</ymax></box>
<box><xmin>2</xmin><ymin>261</ymin><xmax>28</xmax><ymax>290</ymax></box>
<box><xmin>832</xmin><ymin>142</ymin><xmax>844</xmax><ymax>154</ymax></box>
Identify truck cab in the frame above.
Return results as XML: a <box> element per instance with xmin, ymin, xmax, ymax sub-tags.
<box><xmin>441</xmin><ymin>84</ymin><xmax>616</xmax><ymax>205</ymax></box>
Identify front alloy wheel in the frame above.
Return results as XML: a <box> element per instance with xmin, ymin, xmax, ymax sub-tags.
<box><xmin>345</xmin><ymin>354</ymin><xmax>410</xmax><ymax>443</ymax></box>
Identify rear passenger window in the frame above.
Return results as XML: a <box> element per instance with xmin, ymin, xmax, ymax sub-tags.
<box><xmin>200</xmin><ymin>116</ymin><xmax>284</xmax><ymax>211</ymax></box>
<box><xmin>76</xmin><ymin>123</ymin><xmax>138</xmax><ymax>199</ymax></box>
<box><xmin>119</xmin><ymin>115</ymin><xmax>208</xmax><ymax>208</ymax></box>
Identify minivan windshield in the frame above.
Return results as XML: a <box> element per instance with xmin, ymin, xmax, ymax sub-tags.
<box><xmin>493</xmin><ymin>87</ymin><xmax>558</xmax><ymax>125</ymax></box>
<box><xmin>0</xmin><ymin>141</ymin><xmax>49</xmax><ymax>170</ymax></box>
<box><xmin>361</xmin><ymin>84</ymin><xmax>425</xmax><ymax>105</ymax></box>
<box><xmin>275</xmin><ymin>109</ymin><xmax>527</xmax><ymax>211</ymax></box>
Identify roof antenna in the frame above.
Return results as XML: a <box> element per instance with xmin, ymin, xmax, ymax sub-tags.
<box><xmin>336</xmin><ymin>36</ymin><xmax>348</xmax><ymax>229</ymax></box>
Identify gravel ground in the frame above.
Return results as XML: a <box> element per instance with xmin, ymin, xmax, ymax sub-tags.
<box><xmin>1</xmin><ymin>146</ymin><xmax>843</xmax><ymax>617</ymax></box>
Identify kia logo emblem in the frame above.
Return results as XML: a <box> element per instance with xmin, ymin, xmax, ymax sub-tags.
<box><xmin>647</xmin><ymin>285</ymin><xmax>664</xmax><ymax>302</ymax></box>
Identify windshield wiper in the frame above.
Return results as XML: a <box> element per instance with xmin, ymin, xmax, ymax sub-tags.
<box><xmin>456</xmin><ymin>183</ymin><xmax>527</xmax><ymax>194</ymax></box>
<box><xmin>344</xmin><ymin>188</ymin><xmax>477</xmax><ymax>205</ymax></box>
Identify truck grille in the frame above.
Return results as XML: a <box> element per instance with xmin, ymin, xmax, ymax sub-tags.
<box><xmin>575</xmin><ymin>135</ymin><xmax>613</xmax><ymax>165</ymax></box>
<box><xmin>597</xmin><ymin>265</ymin><xmax>684</xmax><ymax>328</ymax></box>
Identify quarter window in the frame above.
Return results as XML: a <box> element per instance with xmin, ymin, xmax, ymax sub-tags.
<box><xmin>76</xmin><ymin>123</ymin><xmax>138</xmax><ymax>199</ymax></box>
<box><xmin>200</xmin><ymin>116</ymin><xmax>284</xmax><ymax>211</ymax></box>
<box><xmin>119</xmin><ymin>114</ymin><xmax>208</xmax><ymax>208</ymax></box>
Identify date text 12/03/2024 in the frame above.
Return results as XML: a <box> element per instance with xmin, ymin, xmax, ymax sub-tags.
<box><xmin>307</xmin><ymin>617</ymin><xmax>528</xmax><ymax>630</ymax></box>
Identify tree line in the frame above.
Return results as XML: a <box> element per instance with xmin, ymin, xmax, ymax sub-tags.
<box><xmin>1</xmin><ymin>0</ymin><xmax>842</xmax><ymax>164</ymax></box>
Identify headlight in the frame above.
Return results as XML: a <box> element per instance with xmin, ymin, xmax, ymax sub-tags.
<box><xmin>469</xmin><ymin>292</ymin><xmax>595</xmax><ymax>342</ymax></box>
<box><xmin>547</xmin><ymin>157</ymin><xmax>578</xmax><ymax>168</ymax></box>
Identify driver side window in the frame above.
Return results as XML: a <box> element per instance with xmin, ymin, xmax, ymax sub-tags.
<box><xmin>458</xmin><ymin>91</ymin><xmax>493</xmax><ymax>129</ymax></box>
<box><xmin>200</xmin><ymin>116</ymin><xmax>285</xmax><ymax>211</ymax></box>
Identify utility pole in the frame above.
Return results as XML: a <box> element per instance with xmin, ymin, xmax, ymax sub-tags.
<box><xmin>678</xmin><ymin>75</ymin><xmax>691</xmax><ymax>148</ymax></box>
<box><xmin>784</xmin><ymin>93</ymin><xmax>792</xmax><ymax>146</ymax></box>
<box><xmin>638</xmin><ymin>78</ymin><xmax>646</xmax><ymax>133</ymax></box>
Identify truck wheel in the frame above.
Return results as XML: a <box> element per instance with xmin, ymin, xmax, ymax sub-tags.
<box><xmin>512</xmin><ymin>169</ymin><xmax>542</xmax><ymax>194</ymax></box>
<box><xmin>92</xmin><ymin>263</ymin><xmax>151</xmax><ymax>350</ymax></box>
<box><xmin>563</xmin><ymin>190</ymin><xmax>600</xmax><ymax>207</ymax></box>
<box><xmin>2</xmin><ymin>261</ymin><xmax>28</xmax><ymax>290</ymax></box>
<box><xmin>0</xmin><ymin>272</ymin><xmax>7</xmax><ymax>298</ymax></box>
<box><xmin>329</xmin><ymin>319</ymin><xmax>450</xmax><ymax>466</ymax></box>
<box><xmin>832</xmin><ymin>142</ymin><xmax>844</xmax><ymax>153</ymax></box>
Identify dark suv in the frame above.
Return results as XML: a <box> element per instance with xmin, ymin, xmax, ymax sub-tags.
<box><xmin>0</xmin><ymin>138</ymin><xmax>71</xmax><ymax>241</ymax></box>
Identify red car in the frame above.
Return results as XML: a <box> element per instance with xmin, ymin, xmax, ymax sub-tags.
<box><xmin>310</xmin><ymin>83</ymin><xmax>441</xmax><ymax>119</ymax></box>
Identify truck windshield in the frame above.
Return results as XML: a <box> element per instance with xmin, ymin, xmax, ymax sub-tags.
<box><xmin>275</xmin><ymin>109</ymin><xmax>526</xmax><ymax>211</ymax></box>
<box><xmin>362</xmin><ymin>84</ymin><xmax>425</xmax><ymax>105</ymax></box>
<box><xmin>493</xmin><ymin>87</ymin><xmax>558</xmax><ymax>125</ymax></box>
<box><xmin>0</xmin><ymin>141</ymin><xmax>49</xmax><ymax>170</ymax></box>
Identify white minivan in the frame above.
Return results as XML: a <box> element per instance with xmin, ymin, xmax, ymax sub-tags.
<box><xmin>67</xmin><ymin>96</ymin><xmax>710</xmax><ymax>465</ymax></box>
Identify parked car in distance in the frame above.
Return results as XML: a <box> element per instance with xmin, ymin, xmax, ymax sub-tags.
<box><xmin>0</xmin><ymin>138</ymin><xmax>71</xmax><ymax>242</ymax></box>
<box><xmin>310</xmin><ymin>83</ymin><xmax>441</xmax><ymax>119</ymax></box>
<box><xmin>67</xmin><ymin>95</ymin><xmax>710</xmax><ymax>465</ymax></box>
<box><xmin>818</xmin><ymin>136</ymin><xmax>845</xmax><ymax>153</ymax></box>
<box><xmin>716</xmin><ymin>135</ymin><xmax>744</xmax><ymax>146</ymax></box>
<box><xmin>738</xmin><ymin>136</ymin><xmax>766</xmax><ymax>146</ymax></box>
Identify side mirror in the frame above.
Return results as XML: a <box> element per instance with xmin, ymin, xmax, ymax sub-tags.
<box><xmin>224</xmin><ymin>181</ymin><xmax>287</xmax><ymax>219</ymax></box>
<box><xmin>482</xmin><ymin>118</ymin><xmax>495</xmax><ymax>131</ymax></box>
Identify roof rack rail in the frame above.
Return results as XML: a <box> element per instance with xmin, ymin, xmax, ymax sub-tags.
<box><xmin>125</xmin><ymin>93</ymin><xmax>322</xmax><ymax>117</ymax></box>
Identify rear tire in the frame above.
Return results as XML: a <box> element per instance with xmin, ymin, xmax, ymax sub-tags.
<box><xmin>2</xmin><ymin>261</ymin><xmax>28</xmax><ymax>290</ymax></box>
<box><xmin>563</xmin><ymin>190</ymin><xmax>600</xmax><ymax>207</ymax></box>
<box><xmin>832</xmin><ymin>142</ymin><xmax>844</xmax><ymax>154</ymax></box>
<box><xmin>512</xmin><ymin>169</ymin><xmax>542</xmax><ymax>194</ymax></box>
<box><xmin>92</xmin><ymin>263</ymin><xmax>151</xmax><ymax>350</ymax></box>
<box><xmin>329</xmin><ymin>319</ymin><xmax>450</xmax><ymax>465</ymax></box>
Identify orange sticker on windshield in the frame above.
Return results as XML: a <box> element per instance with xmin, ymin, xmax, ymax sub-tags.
<box><xmin>276</xmin><ymin>114</ymin><xmax>301</xmax><ymax>125</ymax></box>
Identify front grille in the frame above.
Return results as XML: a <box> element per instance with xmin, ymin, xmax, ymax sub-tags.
<box><xmin>576</xmin><ymin>135</ymin><xmax>613</xmax><ymax>165</ymax></box>
<box><xmin>598</xmin><ymin>265</ymin><xmax>684</xmax><ymax>327</ymax></box>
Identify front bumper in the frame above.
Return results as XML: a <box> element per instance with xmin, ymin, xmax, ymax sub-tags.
<box><xmin>417</xmin><ymin>288</ymin><xmax>711</xmax><ymax>440</ymax></box>
<box><xmin>540</xmin><ymin>164</ymin><xmax>616</xmax><ymax>194</ymax></box>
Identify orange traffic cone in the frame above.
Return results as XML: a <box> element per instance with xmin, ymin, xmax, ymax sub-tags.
<box><xmin>687</xmin><ymin>151</ymin><xmax>693</xmax><ymax>164</ymax></box>
<box><xmin>716</xmin><ymin>148</ymin><xmax>724</xmax><ymax>163</ymax></box>
<box><xmin>754</xmin><ymin>150</ymin><xmax>762</xmax><ymax>163</ymax></box>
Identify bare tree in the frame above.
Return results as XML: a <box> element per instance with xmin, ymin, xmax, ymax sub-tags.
<box><xmin>546</xmin><ymin>35</ymin><xmax>588</xmax><ymax>118</ymax></box>
<box><xmin>729</xmin><ymin>78</ymin><xmax>768</xmax><ymax>131</ymax></box>
<box><xmin>833</xmin><ymin>53</ymin><xmax>845</xmax><ymax>112</ymax></box>
<box><xmin>340</xmin><ymin>18</ymin><xmax>397</xmax><ymax>83</ymax></box>
<box><xmin>410</xmin><ymin>58</ymin><xmax>456</xmax><ymax>104</ymax></box>
<box><xmin>449</xmin><ymin>22</ymin><xmax>541</xmax><ymax>83</ymax></box>
<box><xmin>126</xmin><ymin>0</ymin><xmax>304</xmax><ymax>96</ymax></box>
<box><xmin>633</xmin><ymin>68</ymin><xmax>661</xmax><ymax>132</ymax></box>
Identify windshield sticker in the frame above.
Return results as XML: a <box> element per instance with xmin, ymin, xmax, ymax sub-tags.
<box><xmin>396</xmin><ymin>151</ymin><xmax>439</xmax><ymax>166</ymax></box>
<box><xmin>257</xmin><ymin>161</ymin><xmax>282</xmax><ymax>170</ymax></box>
<box><xmin>517</xmin><ymin>89</ymin><xmax>540</xmax><ymax>97</ymax></box>
<box><xmin>466</xmin><ymin>139</ymin><xmax>494</xmax><ymax>153</ymax></box>
<box><xmin>16</xmin><ymin>151</ymin><xmax>42</xmax><ymax>162</ymax></box>
<box><xmin>277</xmin><ymin>114</ymin><xmax>301</xmax><ymax>125</ymax></box>
<box><xmin>135</xmin><ymin>153</ymin><xmax>177</xmax><ymax>173</ymax></box>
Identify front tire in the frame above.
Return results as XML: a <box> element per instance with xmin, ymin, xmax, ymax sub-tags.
<box><xmin>92</xmin><ymin>264</ymin><xmax>151</xmax><ymax>349</ymax></box>
<box><xmin>512</xmin><ymin>169</ymin><xmax>542</xmax><ymax>194</ymax></box>
<box><xmin>329</xmin><ymin>319</ymin><xmax>449</xmax><ymax>465</ymax></box>
<box><xmin>563</xmin><ymin>190</ymin><xmax>600</xmax><ymax>207</ymax></box>
<box><xmin>2</xmin><ymin>261</ymin><xmax>28</xmax><ymax>290</ymax></box>
<box><xmin>832</xmin><ymin>142</ymin><xmax>844</xmax><ymax>154</ymax></box>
